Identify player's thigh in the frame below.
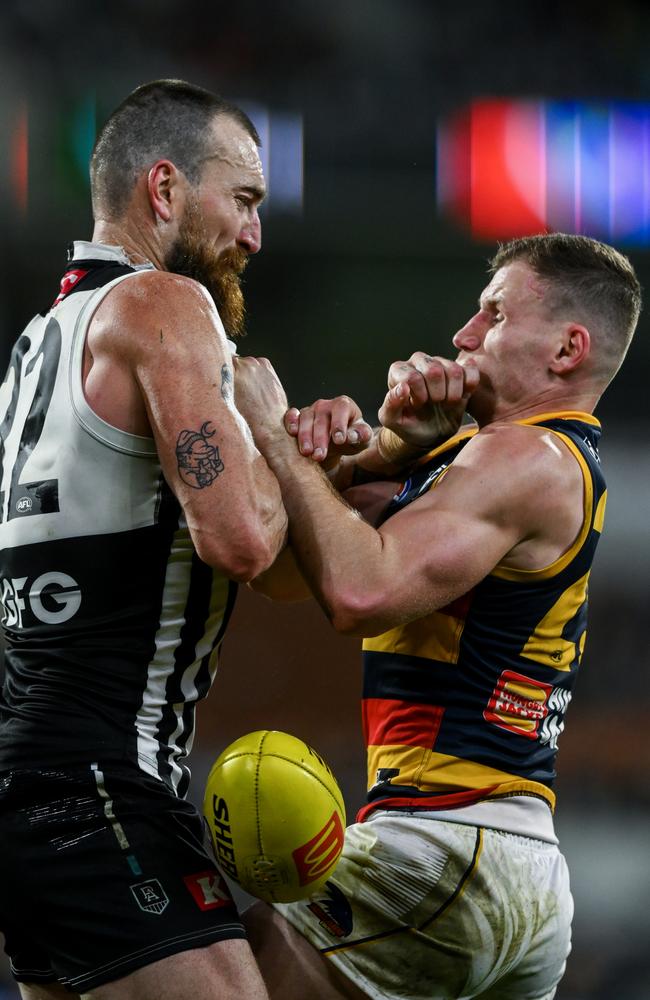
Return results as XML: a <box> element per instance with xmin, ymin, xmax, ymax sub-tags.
<box><xmin>85</xmin><ymin>938</ymin><xmax>267</xmax><ymax>1000</ymax></box>
<box><xmin>244</xmin><ymin>901</ymin><xmax>367</xmax><ymax>1000</ymax></box>
<box><xmin>19</xmin><ymin>985</ymin><xmax>79</xmax><ymax>1000</ymax></box>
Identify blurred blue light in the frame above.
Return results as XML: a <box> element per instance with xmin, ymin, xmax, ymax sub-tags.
<box><xmin>239</xmin><ymin>102</ymin><xmax>304</xmax><ymax>213</ymax></box>
<box><xmin>545</xmin><ymin>101</ymin><xmax>580</xmax><ymax>235</ymax></box>
<box><xmin>268</xmin><ymin>112</ymin><xmax>303</xmax><ymax>212</ymax></box>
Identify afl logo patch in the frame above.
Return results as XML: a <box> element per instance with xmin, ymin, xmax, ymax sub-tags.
<box><xmin>16</xmin><ymin>496</ymin><xmax>32</xmax><ymax>513</ymax></box>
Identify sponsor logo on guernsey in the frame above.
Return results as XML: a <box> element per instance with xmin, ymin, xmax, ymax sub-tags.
<box><xmin>0</xmin><ymin>572</ymin><xmax>81</xmax><ymax>628</ymax></box>
<box><xmin>292</xmin><ymin>811</ymin><xmax>344</xmax><ymax>887</ymax></box>
<box><xmin>184</xmin><ymin>870</ymin><xmax>232</xmax><ymax>911</ymax></box>
<box><xmin>207</xmin><ymin>795</ymin><xmax>238</xmax><ymax>880</ymax></box>
<box><xmin>484</xmin><ymin>669</ymin><xmax>553</xmax><ymax>739</ymax></box>
<box><xmin>130</xmin><ymin>879</ymin><xmax>169</xmax><ymax>915</ymax></box>
<box><xmin>308</xmin><ymin>882</ymin><xmax>353</xmax><ymax>938</ymax></box>
<box><xmin>15</xmin><ymin>496</ymin><xmax>32</xmax><ymax>513</ymax></box>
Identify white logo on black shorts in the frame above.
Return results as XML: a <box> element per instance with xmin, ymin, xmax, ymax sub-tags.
<box><xmin>130</xmin><ymin>879</ymin><xmax>169</xmax><ymax>915</ymax></box>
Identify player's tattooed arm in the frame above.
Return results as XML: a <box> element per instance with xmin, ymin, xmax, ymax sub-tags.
<box><xmin>176</xmin><ymin>421</ymin><xmax>225</xmax><ymax>489</ymax></box>
<box><xmin>220</xmin><ymin>363</ymin><xmax>233</xmax><ymax>402</ymax></box>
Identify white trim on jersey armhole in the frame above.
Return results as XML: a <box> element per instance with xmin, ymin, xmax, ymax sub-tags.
<box><xmin>69</xmin><ymin>271</ymin><xmax>158</xmax><ymax>457</ymax></box>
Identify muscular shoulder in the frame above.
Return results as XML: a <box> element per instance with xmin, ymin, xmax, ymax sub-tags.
<box><xmin>457</xmin><ymin>420</ymin><xmax>586</xmax><ymax>568</ymax></box>
<box><xmin>108</xmin><ymin>271</ymin><xmax>213</xmax><ymax>321</ymax></box>
<box><xmin>458</xmin><ymin>421</ymin><xmax>582</xmax><ymax>493</ymax></box>
<box><xmin>423</xmin><ymin>419</ymin><xmax>585</xmax><ymax>538</ymax></box>
<box><xmin>89</xmin><ymin>271</ymin><xmax>225</xmax><ymax>363</ymax></box>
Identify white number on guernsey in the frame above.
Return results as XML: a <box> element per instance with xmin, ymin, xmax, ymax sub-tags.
<box><xmin>0</xmin><ymin>319</ymin><xmax>61</xmax><ymax>522</ymax></box>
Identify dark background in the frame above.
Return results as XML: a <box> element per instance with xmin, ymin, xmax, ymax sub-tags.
<box><xmin>1</xmin><ymin>2</ymin><xmax>649</xmax><ymax>998</ymax></box>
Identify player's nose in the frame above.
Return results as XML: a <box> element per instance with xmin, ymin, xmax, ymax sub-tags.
<box><xmin>452</xmin><ymin>315</ymin><xmax>482</xmax><ymax>351</ymax></box>
<box><xmin>238</xmin><ymin>211</ymin><xmax>262</xmax><ymax>255</ymax></box>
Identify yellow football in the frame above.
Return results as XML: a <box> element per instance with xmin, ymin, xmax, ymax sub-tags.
<box><xmin>203</xmin><ymin>730</ymin><xmax>346</xmax><ymax>904</ymax></box>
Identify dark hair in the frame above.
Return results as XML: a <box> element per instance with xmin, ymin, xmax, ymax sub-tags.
<box><xmin>90</xmin><ymin>79</ymin><xmax>260</xmax><ymax>218</ymax></box>
<box><xmin>490</xmin><ymin>233</ymin><xmax>642</xmax><ymax>382</ymax></box>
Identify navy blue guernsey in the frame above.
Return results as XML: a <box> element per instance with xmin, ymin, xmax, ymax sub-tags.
<box><xmin>358</xmin><ymin>412</ymin><xmax>606</xmax><ymax>821</ymax></box>
<box><xmin>0</xmin><ymin>242</ymin><xmax>237</xmax><ymax>797</ymax></box>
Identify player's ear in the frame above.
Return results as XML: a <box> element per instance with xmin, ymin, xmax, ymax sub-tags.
<box><xmin>549</xmin><ymin>323</ymin><xmax>591</xmax><ymax>375</ymax></box>
<box><xmin>147</xmin><ymin>160</ymin><xmax>181</xmax><ymax>222</ymax></box>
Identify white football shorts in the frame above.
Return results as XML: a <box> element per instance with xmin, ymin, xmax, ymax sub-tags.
<box><xmin>273</xmin><ymin>810</ymin><xmax>573</xmax><ymax>1000</ymax></box>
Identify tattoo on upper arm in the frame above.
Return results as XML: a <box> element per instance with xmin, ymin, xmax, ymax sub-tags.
<box><xmin>176</xmin><ymin>421</ymin><xmax>225</xmax><ymax>489</ymax></box>
<box><xmin>220</xmin><ymin>363</ymin><xmax>233</xmax><ymax>402</ymax></box>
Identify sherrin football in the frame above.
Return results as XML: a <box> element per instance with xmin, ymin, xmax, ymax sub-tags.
<box><xmin>203</xmin><ymin>730</ymin><xmax>346</xmax><ymax>904</ymax></box>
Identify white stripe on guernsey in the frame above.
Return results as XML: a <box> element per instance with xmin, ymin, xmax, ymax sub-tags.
<box><xmin>91</xmin><ymin>762</ymin><xmax>130</xmax><ymax>850</ymax></box>
<box><xmin>135</xmin><ymin>524</ymin><xmax>194</xmax><ymax>782</ymax></box>
<box><xmin>165</xmin><ymin>574</ymin><xmax>231</xmax><ymax>793</ymax></box>
<box><xmin>165</xmin><ymin>659</ymin><xmax>203</xmax><ymax>794</ymax></box>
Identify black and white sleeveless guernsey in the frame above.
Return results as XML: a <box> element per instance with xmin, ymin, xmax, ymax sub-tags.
<box><xmin>0</xmin><ymin>241</ymin><xmax>237</xmax><ymax>798</ymax></box>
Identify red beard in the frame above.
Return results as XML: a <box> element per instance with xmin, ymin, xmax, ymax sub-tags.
<box><xmin>164</xmin><ymin>199</ymin><xmax>249</xmax><ymax>338</ymax></box>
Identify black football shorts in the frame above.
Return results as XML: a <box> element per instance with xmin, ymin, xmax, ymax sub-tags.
<box><xmin>0</xmin><ymin>763</ymin><xmax>245</xmax><ymax>993</ymax></box>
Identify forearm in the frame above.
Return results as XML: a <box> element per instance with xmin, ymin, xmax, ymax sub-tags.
<box><xmin>263</xmin><ymin>438</ymin><xmax>392</xmax><ymax>633</ymax></box>
<box><xmin>249</xmin><ymin>545</ymin><xmax>312</xmax><ymax>602</ymax></box>
<box><xmin>182</xmin><ymin>426</ymin><xmax>287</xmax><ymax>581</ymax></box>
<box><xmin>219</xmin><ymin>406</ymin><xmax>288</xmax><ymax>562</ymax></box>
<box><xmin>239</xmin><ymin>447</ymin><xmax>289</xmax><ymax>562</ymax></box>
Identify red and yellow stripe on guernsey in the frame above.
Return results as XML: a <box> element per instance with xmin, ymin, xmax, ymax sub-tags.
<box><xmin>358</xmin><ymin>746</ymin><xmax>555</xmax><ymax>822</ymax></box>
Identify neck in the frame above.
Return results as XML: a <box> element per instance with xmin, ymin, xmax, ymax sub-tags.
<box><xmin>91</xmin><ymin>218</ymin><xmax>166</xmax><ymax>271</ymax></box>
<box><xmin>472</xmin><ymin>390</ymin><xmax>600</xmax><ymax>428</ymax></box>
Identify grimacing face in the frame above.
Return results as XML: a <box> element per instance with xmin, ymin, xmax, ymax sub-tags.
<box><xmin>164</xmin><ymin>116</ymin><xmax>266</xmax><ymax>337</ymax></box>
<box><xmin>452</xmin><ymin>260</ymin><xmax>561</xmax><ymax>422</ymax></box>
